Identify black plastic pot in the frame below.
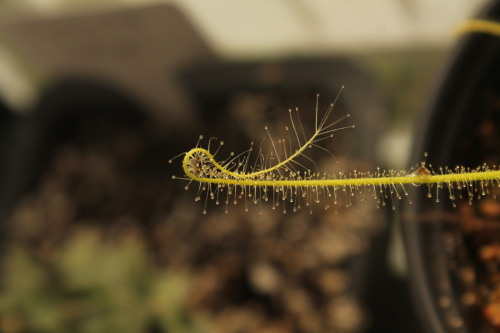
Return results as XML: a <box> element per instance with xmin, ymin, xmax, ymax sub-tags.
<box><xmin>0</xmin><ymin>79</ymin><xmax>149</xmax><ymax>220</ymax></box>
<box><xmin>0</xmin><ymin>98</ymin><xmax>15</xmax><ymax>184</ymax></box>
<box><xmin>0</xmin><ymin>98</ymin><xmax>19</xmax><ymax>238</ymax></box>
<box><xmin>402</xmin><ymin>2</ymin><xmax>500</xmax><ymax>332</ymax></box>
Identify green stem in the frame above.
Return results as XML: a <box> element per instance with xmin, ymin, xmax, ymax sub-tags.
<box><xmin>183</xmin><ymin>148</ymin><xmax>500</xmax><ymax>187</ymax></box>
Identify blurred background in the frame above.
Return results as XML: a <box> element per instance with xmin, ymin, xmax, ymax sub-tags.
<box><xmin>0</xmin><ymin>0</ymin><xmax>490</xmax><ymax>332</ymax></box>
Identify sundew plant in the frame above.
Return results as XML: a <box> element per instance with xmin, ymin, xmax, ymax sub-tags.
<box><xmin>172</xmin><ymin>20</ymin><xmax>500</xmax><ymax>214</ymax></box>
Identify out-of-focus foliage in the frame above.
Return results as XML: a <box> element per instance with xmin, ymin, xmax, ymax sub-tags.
<box><xmin>0</xmin><ymin>228</ymin><xmax>208</xmax><ymax>333</ymax></box>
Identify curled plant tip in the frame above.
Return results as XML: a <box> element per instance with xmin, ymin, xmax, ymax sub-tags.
<box><xmin>174</xmin><ymin>94</ymin><xmax>500</xmax><ymax>213</ymax></box>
